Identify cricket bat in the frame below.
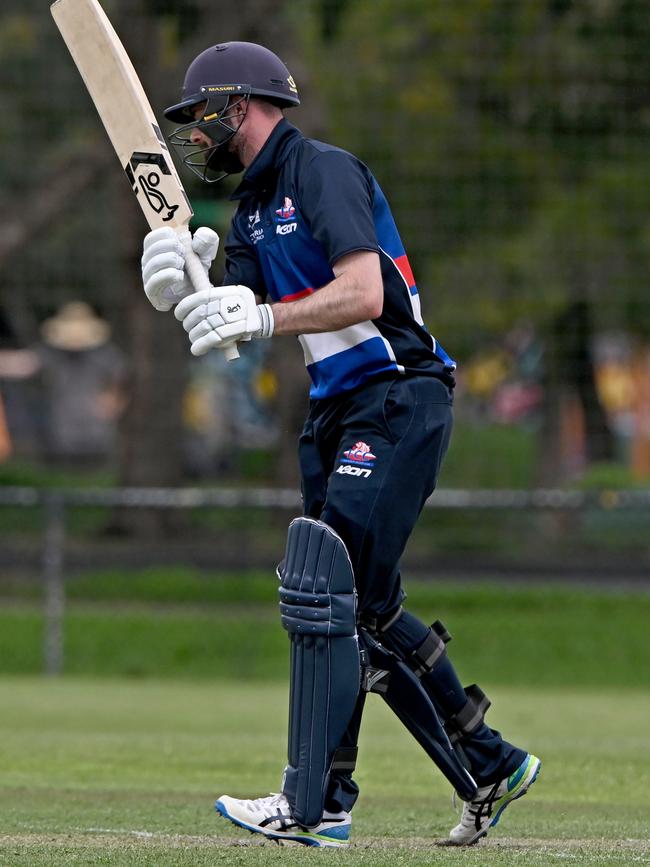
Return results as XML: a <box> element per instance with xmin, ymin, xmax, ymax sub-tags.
<box><xmin>51</xmin><ymin>0</ymin><xmax>239</xmax><ymax>360</ymax></box>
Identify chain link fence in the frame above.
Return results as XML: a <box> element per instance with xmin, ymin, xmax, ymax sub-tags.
<box><xmin>1</xmin><ymin>484</ymin><xmax>649</xmax><ymax>674</ymax></box>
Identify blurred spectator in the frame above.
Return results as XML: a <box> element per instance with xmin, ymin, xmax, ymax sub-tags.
<box><xmin>0</xmin><ymin>336</ymin><xmax>46</xmax><ymax>461</ymax></box>
<box><xmin>0</xmin><ymin>302</ymin><xmax>128</xmax><ymax>466</ymax></box>
<box><xmin>593</xmin><ymin>332</ymin><xmax>636</xmax><ymax>440</ymax></box>
<box><xmin>183</xmin><ymin>340</ymin><xmax>278</xmax><ymax>476</ymax></box>
<box><xmin>37</xmin><ymin>302</ymin><xmax>128</xmax><ymax>464</ymax></box>
<box><xmin>492</xmin><ymin>326</ymin><xmax>544</xmax><ymax>426</ymax></box>
<box><xmin>461</xmin><ymin>323</ymin><xmax>544</xmax><ymax>425</ymax></box>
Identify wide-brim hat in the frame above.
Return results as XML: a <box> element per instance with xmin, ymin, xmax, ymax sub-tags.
<box><xmin>40</xmin><ymin>302</ymin><xmax>111</xmax><ymax>351</ymax></box>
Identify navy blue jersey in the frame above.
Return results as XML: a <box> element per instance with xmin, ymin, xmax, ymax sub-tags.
<box><xmin>224</xmin><ymin>119</ymin><xmax>456</xmax><ymax>399</ymax></box>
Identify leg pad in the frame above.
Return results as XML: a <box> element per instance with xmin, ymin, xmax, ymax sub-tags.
<box><xmin>279</xmin><ymin>517</ymin><xmax>361</xmax><ymax>828</ymax></box>
<box><xmin>359</xmin><ymin>627</ymin><xmax>477</xmax><ymax>800</ymax></box>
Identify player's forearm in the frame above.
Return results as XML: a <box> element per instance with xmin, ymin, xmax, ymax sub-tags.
<box><xmin>270</xmin><ymin>250</ymin><xmax>383</xmax><ymax>336</ymax></box>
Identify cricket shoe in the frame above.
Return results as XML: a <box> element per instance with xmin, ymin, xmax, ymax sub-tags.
<box><xmin>215</xmin><ymin>792</ymin><xmax>351</xmax><ymax>847</ymax></box>
<box><xmin>445</xmin><ymin>753</ymin><xmax>541</xmax><ymax>846</ymax></box>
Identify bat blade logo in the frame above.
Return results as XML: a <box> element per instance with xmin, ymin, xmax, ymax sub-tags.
<box><xmin>136</xmin><ymin>171</ymin><xmax>178</xmax><ymax>222</ymax></box>
<box><xmin>124</xmin><ymin>151</ymin><xmax>179</xmax><ymax>222</ymax></box>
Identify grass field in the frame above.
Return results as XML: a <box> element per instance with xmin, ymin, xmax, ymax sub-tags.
<box><xmin>1</xmin><ymin>579</ymin><xmax>649</xmax><ymax>864</ymax></box>
<box><xmin>1</xmin><ymin>677</ymin><xmax>649</xmax><ymax>866</ymax></box>
<box><xmin>2</xmin><ymin>577</ymin><xmax>650</xmax><ymax>685</ymax></box>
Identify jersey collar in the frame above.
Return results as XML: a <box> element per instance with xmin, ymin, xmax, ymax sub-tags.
<box><xmin>230</xmin><ymin>118</ymin><xmax>301</xmax><ymax>200</ymax></box>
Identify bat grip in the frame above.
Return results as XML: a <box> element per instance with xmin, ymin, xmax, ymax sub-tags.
<box><xmin>182</xmin><ymin>237</ymin><xmax>239</xmax><ymax>362</ymax></box>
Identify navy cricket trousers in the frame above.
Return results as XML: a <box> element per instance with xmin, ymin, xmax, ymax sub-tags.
<box><xmin>298</xmin><ymin>374</ymin><xmax>525</xmax><ymax>811</ymax></box>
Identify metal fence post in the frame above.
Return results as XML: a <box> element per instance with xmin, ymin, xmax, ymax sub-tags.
<box><xmin>42</xmin><ymin>494</ymin><xmax>66</xmax><ymax>676</ymax></box>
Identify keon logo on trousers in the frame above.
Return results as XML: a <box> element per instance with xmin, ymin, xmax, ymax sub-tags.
<box><xmin>336</xmin><ymin>464</ymin><xmax>372</xmax><ymax>478</ymax></box>
<box><xmin>336</xmin><ymin>440</ymin><xmax>377</xmax><ymax>478</ymax></box>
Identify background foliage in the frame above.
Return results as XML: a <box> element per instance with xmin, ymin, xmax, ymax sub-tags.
<box><xmin>1</xmin><ymin>0</ymin><xmax>650</xmax><ymax>517</ymax></box>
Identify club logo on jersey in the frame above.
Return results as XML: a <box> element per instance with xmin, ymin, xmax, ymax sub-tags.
<box><xmin>336</xmin><ymin>441</ymin><xmax>377</xmax><ymax>478</ymax></box>
<box><xmin>124</xmin><ymin>151</ymin><xmax>179</xmax><ymax>222</ymax></box>
<box><xmin>275</xmin><ymin>196</ymin><xmax>298</xmax><ymax>235</ymax></box>
<box><xmin>248</xmin><ymin>208</ymin><xmax>264</xmax><ymax>244</ymax></box>
<box><xmin>275</xmin><ymin>197</ymin><xmax>296</xmax><ymax>221</ymax></box>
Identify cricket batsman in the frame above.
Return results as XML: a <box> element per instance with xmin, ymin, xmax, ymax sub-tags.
<box><xmin>140</xmin><ymin>41</ymin><xmax>541</xmax><ymax>847</ymax></box>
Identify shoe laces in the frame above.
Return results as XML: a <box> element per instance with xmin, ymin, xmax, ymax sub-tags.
<box><xmin>453</xmin><ymin>783</ymin><xmax>500</xmax><ymax>830</ymax></box>
<box><xmin>244</xmin><ymin>792</ymin><xmax>288</xmax><ymax>816</ymax></box>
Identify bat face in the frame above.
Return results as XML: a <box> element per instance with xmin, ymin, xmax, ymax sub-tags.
<box><xmin>51</xmin><ymin>0</ymin><xmax>241</xmax><ymax>361</ymax></box>
<box><xmin>124</xmin><ymin>129</ymin><xmax>188</xmax><ymax>225</ymax></box>
<box><xmin>51</xmin><ymin>0</ymin><xmax>193</xmax><ymax>231</ymax></box>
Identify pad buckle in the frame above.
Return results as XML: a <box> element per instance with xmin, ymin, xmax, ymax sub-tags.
<box><xmin>358</xmin><ymin>605</ymin><xmax>403</xmax><ymax>635</ymax></box>
<box><xmin>331</xmin><ymin>746</ymin><xmax>358</xmax><ymax>773</ymax></box>
<box><xmin>362</xmin><ymin>665</ymin><xmax>390</xmax><ymax>694</ymax></box>
<box><xmin>444</xmin><ymin>684</ymin><xmax>491</xmax><ymax>743</ymax></box>
<box><xmin>409</xmin><ymin>620</ymin><xmax>452</xmax><ymax>677</ymax></box>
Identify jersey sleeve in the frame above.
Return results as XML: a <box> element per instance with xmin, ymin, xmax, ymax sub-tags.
<box><xmin>222</xmin><ymin>215</ymin><xmax>267</xmax><ymax>299</ymax></box>
<box><xmin>299</xmin><ymin>149</ymin><xmax>379</xmax><ymax>266</ymax></box>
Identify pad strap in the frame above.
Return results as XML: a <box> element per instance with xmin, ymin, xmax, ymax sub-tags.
<box><xmin>358</xmin><ymin>628</ymin><xmax>477</xmax><ymax>800</ymax></box>
<box><xmin>444</xmin><ymin>684</ymin><xmax>491</xmax><ymax>743</ymax></box>
<box><xmin>331</xmin><ymin>746</ymin><xmax>358</xmax><ymax>773</ymax></box>
<box><xmin>358</xmin><ymin>605</ymin><xmax>404</xmax><ymax>634</ymax></box>
<box><xmin>409</xmin><ymin>620</ymin><xmax>452</xmax><ymax>677</ymax></box>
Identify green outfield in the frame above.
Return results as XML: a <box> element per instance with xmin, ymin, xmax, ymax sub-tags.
<box><xmin>1</xmin><ymin>677</ymin><xmax>649</xmax><ymax>865</ymax></box>
<box><xmin>2</xmin><ymin>576</ymin><xmax>650</xmax><ymax>686</ymax></box>
<box><xmin>1</xmin><ymin>579</ymin><xmax>649</xmax><ymax>864</ymax></box>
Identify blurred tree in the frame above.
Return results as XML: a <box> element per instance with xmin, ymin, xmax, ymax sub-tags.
<box><xmin>3</xmin><ymin>0</ymin><xmax>649</xmax><ymax>492</ymax></box>
<box><xmin>0</xmin><ymin>0</ymin><xmax>308</xmax><ymax>517</ymax></box>
<box><xmin>107</xmin><ymin>0</ymin><xmax>309</xmax><ymax>526</ymax></box>
<box><xmin>300</xmin><ymin>0</ymin><xmax>650</xmax><ymax>481</ymax></box>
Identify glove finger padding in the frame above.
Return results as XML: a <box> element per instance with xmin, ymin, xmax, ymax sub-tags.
<box><xmin>189</xmin><ymin>315</ymin><xmax>246</xmax><ymax>346</ymax></box>
<box><xmin>142</xmin><ymin>227</ymin><xmax>217</xmax><ymax>313</ymax></box>
<box><xmin>143</xmin><ymin>269</ymin><xmax>187</xmax><ymax>312</ymax></box>
<box><xmin>191</xmin><ymin>331</ymin><xmax>238</xmax><ymax>357</ymax></box>
<box><xmin>142</xmin><ymin>250</ymin><xmax>185</xmax><ymax>285</ymax></box>
<box><xmin>191</xmin><ymin>226</ymin><xmax>220</xmax><ymax>269</ymax></box>
<box><xmin>182</xmin><ymin>300</ymin><xmax>224</xmax><ymax>335</ymax></box>
<box><xmin>174</xmin><ymin>287</ymin><xmax>216</xmax><ymax>321</ymax></box>
<box><xmin>188</xmin><ymin>319</ymin><xmax>213</xmax><ymax>343</ymax></box>
<box><xmin>183</xmin><ymin>302</ymin><xmax>216</xmax><ymax>340</ymax></box>
<box><xmin>142</xmin><ymin>227</ymin><xmax>189</xmax><ymax>267</ymax></box>
<box><xmin>144</xmin><ymin>269</ymin><xmax>188</xmax><ymax>312</ymax></box>
<box><xmin>175</xmin><ymin>284</ymin><xmax>272</xmax><ymax>356</ymax></box>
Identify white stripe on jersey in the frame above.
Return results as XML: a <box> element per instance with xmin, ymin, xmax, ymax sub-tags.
<box><xmin>299</xmin><ymin>320</ymin><xmax>383</xmax><ymax>365</ymax></box>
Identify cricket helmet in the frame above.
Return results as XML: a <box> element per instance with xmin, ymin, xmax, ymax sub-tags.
<box><xmin>164</xmin><ymin>41</ymin><xmax>300</xmax><ymax>123</ymax></box>
<box><xmin>164</xmin><ymin>42</ymin><xmax>299</xmax><ymax>183</ymax></box>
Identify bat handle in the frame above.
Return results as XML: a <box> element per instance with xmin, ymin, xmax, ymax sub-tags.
<box><xmin>181</xmin><ymin>236</ymin><xmax>240</xmax><ymax>362</ymax></box>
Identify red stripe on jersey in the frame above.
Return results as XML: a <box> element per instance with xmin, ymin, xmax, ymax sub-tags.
<box><xmin>394</xmin><ymin>254</ymin><xmax>415</xmax><ymax>289</ymax></box>
<box><xmin>281</xmin><ymin>287</ymin><xmax>314</xmax><ymax>302</ymax></box>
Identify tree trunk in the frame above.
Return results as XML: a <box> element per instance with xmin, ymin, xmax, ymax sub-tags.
<box><xmin>108</xmin><ymin>2</ymin><xmax>188</xmax><ymax>535</ymax></box>
<box><xmin>537</xmin><ymin>301</ymin><xmax>615</xmax><ymax>485</ymax></box>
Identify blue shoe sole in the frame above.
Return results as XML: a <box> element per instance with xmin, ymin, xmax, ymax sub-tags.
<box><xmin>438</xmin><ymin>755</ymin><xmax>542</xmax><ymax>847</ymax></box>
<box><xmin>490</xmin><ymin>756</ymin><xmax>542</xmax><ymax>830</ymax></box>
<box><xmin>214</xmin><ymin>799</ymin><xmax>349</xmax><ymax>848</ymax></box>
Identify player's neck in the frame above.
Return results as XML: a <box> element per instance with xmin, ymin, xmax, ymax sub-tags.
<box><xmin>239</xmin><ymin>115</ymin><xmax>283</xmax><ymax>168</ymax></box>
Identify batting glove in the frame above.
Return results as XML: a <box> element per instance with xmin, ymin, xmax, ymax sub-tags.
<box><xmin>174</xmin><ymin>285</ymin><xmax>274</xmax><ymax>356</ymax></box>
<box><xmin>141</xmin><ymin>226</ymin><xmax>220</xmax><ymax>312</ymax></box>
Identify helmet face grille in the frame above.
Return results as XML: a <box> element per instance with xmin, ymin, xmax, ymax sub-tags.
<box><xmin>167</xmin><ymin>89</ymin><xmax>251</xmax><ymax>184</ymax></box>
